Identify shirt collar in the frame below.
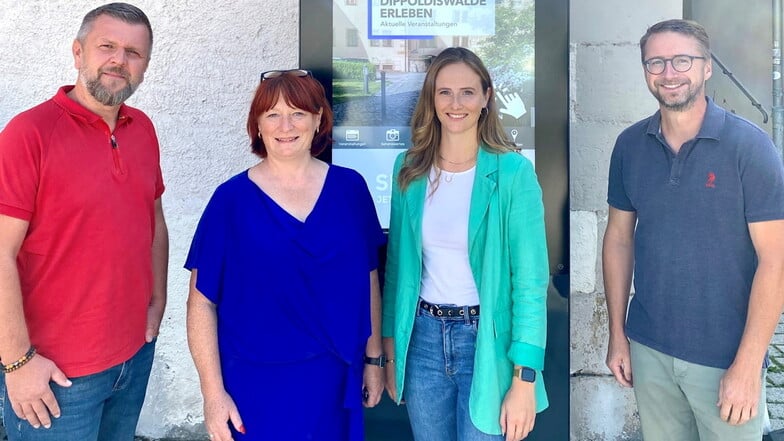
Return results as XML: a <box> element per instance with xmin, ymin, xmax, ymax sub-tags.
<box><xmin>645</xmin><ymin>96</ymin><xmax>725</xmax><ymax>142</ymax></box>
<box><xmin>52</xmin><ymin>85</ymin><xmax>133</xmax><ymax>126</ymax></box>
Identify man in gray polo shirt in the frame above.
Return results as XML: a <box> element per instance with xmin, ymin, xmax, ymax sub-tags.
<box><xmin>603</xmin><ymin>19</ymin><xmax>784</xmax><ymax>441</ymax></box>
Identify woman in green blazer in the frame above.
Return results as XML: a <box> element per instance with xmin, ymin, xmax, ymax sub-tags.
<box><xmin>382</xmin><ymin>47</ymin><xmax>549</xmax><ymax>441</ymax></box>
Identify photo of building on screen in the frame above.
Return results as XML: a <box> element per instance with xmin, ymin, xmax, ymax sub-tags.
<box><xmin>331</xmin><ymin>0</ymin><xmax>535</xmax><ymax>227</ymax></box>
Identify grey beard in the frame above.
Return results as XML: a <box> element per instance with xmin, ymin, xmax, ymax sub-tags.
<box><xmin>658</xmin><ymin>94</ymin><xmax>698</xmax><ymax>112</ymax></box>
<box><xmin>654</xmin><ymin>82</ymin><xmax>704</xmax><ymax>113</ymax></box>
<box><xmin>81</xmin><ymin>72</ymin><xmax>136</xmax><ymax>106</ymax></box>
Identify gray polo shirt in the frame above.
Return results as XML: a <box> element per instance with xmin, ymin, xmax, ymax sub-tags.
<box><xmin>608</xmin><ymin>97</ymin><xmax>784</xmax><ymax>369</ymax></box>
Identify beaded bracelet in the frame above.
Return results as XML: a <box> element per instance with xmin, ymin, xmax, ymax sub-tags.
<box><xmin>2</xmin><ymin>346</ymin><xmax>37</xmax><ymax>374</ymax></box>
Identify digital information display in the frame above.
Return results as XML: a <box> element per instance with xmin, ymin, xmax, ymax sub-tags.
<box><xmin>331</xmin><ymin>1</ymin><xmax>535</xmax><ymax>228</ymax></box>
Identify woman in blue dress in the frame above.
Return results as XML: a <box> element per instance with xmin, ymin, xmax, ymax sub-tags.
<box><xmin>185</xmin><ymin>69</ymin><xmax>386</xmax><ymax>441</ymax></box>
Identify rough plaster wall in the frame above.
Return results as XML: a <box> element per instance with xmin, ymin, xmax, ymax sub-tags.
<box><xmin>0</xmin><ymin>1</ymin><xmax>298</xmax><ymax>438</ymax></box>
<box><xmin>569</xmin><ymin>1</ymin><xmax>681</xmax><ymax>439</ymax></box>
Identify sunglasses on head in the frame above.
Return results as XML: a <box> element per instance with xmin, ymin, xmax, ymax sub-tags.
<box><xmin>260</xmin><ymin>69</ymin><xmax>313</xmax><ymax>82</ymax></box>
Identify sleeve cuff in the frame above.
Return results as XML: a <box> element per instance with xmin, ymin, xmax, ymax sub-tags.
<box><xmin>0</xmin><ymin>203</ymin><xmax>33</xmax><ymax>221</ymax></box>
<box><xmin>508</xmin><ymin>341</ymin><xmax>545</xmax><ymax>371</ymax></box>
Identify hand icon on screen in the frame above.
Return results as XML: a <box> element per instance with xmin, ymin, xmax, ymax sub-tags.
<box><xmin>497</xmin><ymin>91</ymin><xmax>527</xmax><ymax>120</ymax></box>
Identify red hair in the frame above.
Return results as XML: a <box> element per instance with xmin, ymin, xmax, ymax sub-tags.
<box><xmin>246</xmin><ymin>74</ymin><xmax>334</xmax><ymax>157</ymax></box>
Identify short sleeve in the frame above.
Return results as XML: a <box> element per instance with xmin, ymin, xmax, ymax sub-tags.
<box><xmin>184</xmin><ymin>188</ymin><xmax>229</xmax><ymax>304</ymax></box>
<box><xmin>0</xmin><ymin>114</ymin><xmax>42</xmax><ymax>220</ymax></box>
<box><xmin>152</xmin><ymin>138</ymin><xmax>165</xmax><ymax>200</ymax></box>
<box><xmin>154</xmin><ymin>166</ymin><xmax>165</xmax><ymax>200</ymax></box>
<box><xmin>607</xmin><ymin>134</ymin><xmax>634</xmax><ymax>212</ymax></box>
<box><xmin>141</xmin><ymin>115</ymin><xmax>166</xmax><ymax>200</ymax></box>
<box><xmin>739</xmin><ymin>134</ymin><xmax>784</xmax><ymax>223</ymax></box>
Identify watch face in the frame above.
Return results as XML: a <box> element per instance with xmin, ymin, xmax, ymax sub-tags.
<box><xmin>519</xmin><ymin>367</ymin><xmax>536</xmax><ymax>383</ymax></box>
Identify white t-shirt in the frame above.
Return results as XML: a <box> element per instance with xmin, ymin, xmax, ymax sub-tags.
<box><xmin>419</xmin><ymin>166</ymin><xmax>480</xmax><ymax>306</ymax></box>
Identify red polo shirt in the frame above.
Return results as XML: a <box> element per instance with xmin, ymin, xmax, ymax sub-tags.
<box><xmin>0</xmin><ymin>86</ymin><xmax>165</xmax><ymax>377</ymax></box>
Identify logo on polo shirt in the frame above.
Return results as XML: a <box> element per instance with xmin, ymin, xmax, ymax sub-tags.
<box><xmin>706</xmin><ymin>172</ymin><xmax>716</xmax><ymax>188</ymax></box>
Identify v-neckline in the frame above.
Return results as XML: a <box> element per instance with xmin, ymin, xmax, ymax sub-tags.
<box><xmin>246</xmin><ymin>165</ymin><xmax>332</xmax><ymax>225</ymax></box>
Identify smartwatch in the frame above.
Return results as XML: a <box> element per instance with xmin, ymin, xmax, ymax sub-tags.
<box><xmin>364</xmin><ymin>355</ymin><xmax>387</xmax><ymax>368</ymax></box>
<box><xmin>513</xmin><ymin>366</ymin><xmax>536</xmax><ymax>383</ymax></box>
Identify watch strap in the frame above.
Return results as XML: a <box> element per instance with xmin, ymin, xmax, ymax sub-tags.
<box><xmin>364</xmin><ymin>355</ymin><xmax>387</xmax><ymax>367</ymax></box>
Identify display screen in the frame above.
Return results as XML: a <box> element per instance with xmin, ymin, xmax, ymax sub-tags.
<box><xmin>331</xmin><ymin>0</ymin><xmax>535</xmax><ymax>227</ymax></box>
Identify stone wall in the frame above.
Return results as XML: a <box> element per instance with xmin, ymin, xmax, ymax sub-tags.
<box><xmin>568</xmin><ymin>1</ymin><xmax>681</xmax><ymax>439</ymax></box>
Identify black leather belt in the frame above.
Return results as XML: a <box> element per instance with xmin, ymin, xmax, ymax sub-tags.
<box><xmin>419</xmin><ymin>300</ymin><xmax>479</xmax><ymax>317</ymax></box>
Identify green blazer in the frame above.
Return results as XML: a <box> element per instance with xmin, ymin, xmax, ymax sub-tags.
<box><xmin>382</xmin><ymin>146</ymin><xmax>549</xmax><ymax>435</ymax></box>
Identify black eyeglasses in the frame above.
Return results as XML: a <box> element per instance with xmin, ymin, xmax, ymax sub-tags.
<box><xmin>260</xmin><ymin>69</ymin><xmax>313</xmax><ymax>82</ymax></box>
<box><xmin>643</xmin><ymin>55</ymin><xmax>706</xmax><ymax>75</ymax></box>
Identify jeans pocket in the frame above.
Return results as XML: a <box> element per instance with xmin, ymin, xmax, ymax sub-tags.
<box><xmin>409</xmin><ymin>314</ymin><xmax>432</xmax><ymax>350</ymax></box>
<box><xmin>466</xmin><ymin>318</ymin><xmax>479</xmax><ymax>335</ymax></box>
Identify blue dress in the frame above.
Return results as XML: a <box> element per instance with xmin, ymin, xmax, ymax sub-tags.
<box><xmin>185</xmin><ymin>165</ymin><xmax>385</xmax><ymax>441</ymax></box>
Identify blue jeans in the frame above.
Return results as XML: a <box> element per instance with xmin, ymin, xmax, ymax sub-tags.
<box><xmin>404</xmin><ymin>305</ymin><xmax>502</xmax><ymax>441</ymax></box>
<box><xmin>1</xmin><ymin>340</ymin><xmax>155</xmax><ymax>441</ymax></box>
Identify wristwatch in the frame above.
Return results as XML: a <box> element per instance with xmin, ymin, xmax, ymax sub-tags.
<box><xmin>513</xmin><ymin>366</ymin><xmax>536</xmax><ymax>383</ymax></box>
<box><xmin>364</xmin><ymin>355</ymin><xmax>387</xmax><ymax>368</ymax></box>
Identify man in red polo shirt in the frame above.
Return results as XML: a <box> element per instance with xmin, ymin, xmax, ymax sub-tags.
<box><xmin>0</xmin><ymin>3</ymin><xmax>168</xmax><ymax>440</ymax></box>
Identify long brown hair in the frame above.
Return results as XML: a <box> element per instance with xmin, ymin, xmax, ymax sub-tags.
<box><xmin>398</xmin><ymin>47</ymin><xmax>515</xmax><ymax>191</ymax></box>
